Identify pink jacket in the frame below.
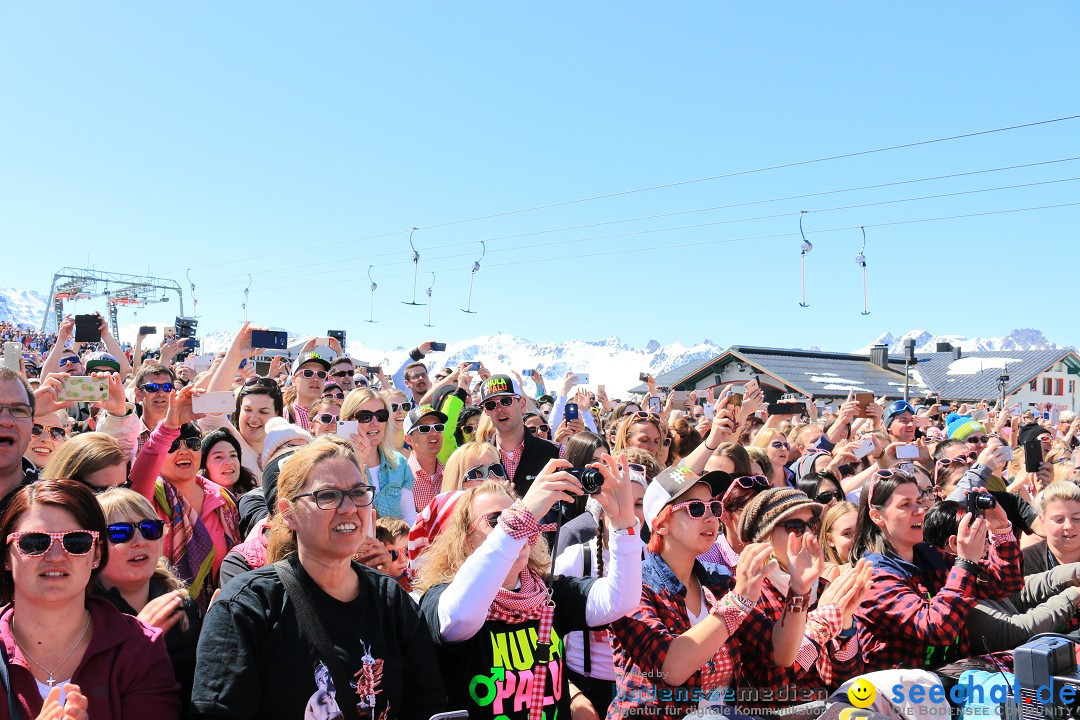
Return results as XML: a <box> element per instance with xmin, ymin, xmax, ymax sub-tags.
<box><xmin>0</xmin><ymin>597</ymin><xmax>180</xmax><ymax>720</ymax></box>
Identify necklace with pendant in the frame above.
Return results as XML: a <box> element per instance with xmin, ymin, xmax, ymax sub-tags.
<box><xmin>13</xmin><ymin>611</ymin><xmax>91</xmax><ymax>687</ymax></box>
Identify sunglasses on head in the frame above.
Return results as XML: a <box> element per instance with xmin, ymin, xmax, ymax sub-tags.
<box><xmin>168</xmin><ymin>436</ymin><xmax>202</xmax><ymax>453</ymax></box>
<box><xmin>411</xmin><ymin>423</ymin><xmax>445</xmax><ymax>434</ymax></box>
<box><xmin>525</xmin><ymin>424</ymin><xmax>550</xmax><ymax>436</ymax></box>
<box><xmin>389</xmin><ymin>547</ymin><xmax>410</xmax><ymax>561</ymax></box>
<box><xmin>75</xmin><ymin>477</ymin><xmax>132</xmax><ymax>494</ymax></box>
<box><xmin>937</xmin><ymin>457</ymin><xmax>970</xmax><ymax>468</ymax></box>
<box><xmin>353</xmin><ymin>409</ymin><xmax>390</xmax><ymax>424</ymax></box>
<box><xmin>482</xmin><ymin>397</ymin><xmax>516</xmax><ymax>411</ymax></box>
<box><xmin>314</xmin><ymin>413</ymin><xmax>338</xmax><ymax>424</ymax></box>
<box><xmin>31</xmin><ymin>424</ymin><xmax>67</xmax><ymax>441</ymax></box>
<box><xmin>296</xmin><ymin>369</ymin><xmax>328</xmax><ymax>380</ymax></box>
<box><xmin>7</xmin><ymin>530</ymin><xmax>98</xmax><ymax>557</ymax></box>
<box><xmin>243</xmin><ymin>377</ymin><xmax>279</xmax><ymax>389</ymax></box>
<box><xmin>106</xmin><ymin>520</ymin><xmax>165</xmax><ymax>544</ymax></box>
<box><xmin>778</xmin><ymin>517</ymin><xmax>822</xmax><ymax>535</ymax></box>
<box><xmin>814</xmin><ymin>490</ymin><xmax>842</xmax><ymax>504</ymax></box>
<box><xmin>391</xmin><ymin>402</ymin><xmax>413</xmax><ymax>413</ymax></box>
<box><xmin>671</xmin><ymin>499</ymin><xmax>723</xmax><ymax>519</ymax></box>
<box><xmin>139</xmin><ymin>382</ymin><xmax>174</xmax><ymax>394</ymax></box>
<box><xmin>463</xmin><ymin>463</ymin><xmax>507</xmax><ymax>483</ymax></box>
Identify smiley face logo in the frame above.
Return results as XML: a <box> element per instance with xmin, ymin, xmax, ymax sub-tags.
<box><xmin>847</xmin><ymin>678</ymin><xmax>877</xmax><ymax>709</ymax></box>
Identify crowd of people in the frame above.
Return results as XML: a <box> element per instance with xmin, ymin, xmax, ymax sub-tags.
<box><xmin>0</xmin><ymin>313</ymin><xmax>1079</xmax><ymax>720</ymax></box>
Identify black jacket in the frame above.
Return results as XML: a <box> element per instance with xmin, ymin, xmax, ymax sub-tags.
<box><xmin>498</xmin><ymin>432</ymin><xmax>560</xmax><ymax>497</ymax></box>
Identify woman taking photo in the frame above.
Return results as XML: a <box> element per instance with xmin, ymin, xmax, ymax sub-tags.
<box><xmin>0</xmin><ymin>479</ymin><xmax>180</xmax><ymax>719</ymax></box>
<box><xmin>41</xmin><ymin>431</ymin><xmax>129</xmax><ymax>492</ymax></box>
<box><xmin>416</xmin><ymin>456</ymin><xmax>641</xmax><ymax>720</ymax></box>
<box><xmin>93</xmin><ymin>487</ymin><xmax>200</xmax><ymax>711</ymax></box>
<box><xmin>339</xmin><ymin>388</ymin><xmax>416</xmax><ymax>523</ymax></box>
<box><xmin>852</xmin><ymin>470</ymin><xmax>1023</xmax><ymax>670</ymax></box>
<box><xmin>189</xmin><ymin>437</ymin><xmax>446</xmax><ymax>720</ymax></box>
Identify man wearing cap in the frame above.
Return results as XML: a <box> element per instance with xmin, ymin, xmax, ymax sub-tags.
<box><xmin>404</xmin><ymin>405</ymin><xmax>448</xmax><ymax>511</ymax></box>
<box><xmin>480</xmin><ymin>374</ymin><xmax>559</xmax><ymax>497</ymax></box>
<box><xmin>285</xmin><ymin>351</ymin><xmax>331</xmax><ymax>431</ymax></box>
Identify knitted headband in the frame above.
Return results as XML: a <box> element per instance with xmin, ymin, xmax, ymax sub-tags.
<box><xmin>738</xmin><ymin>487</ymin><xmax>822</xmax><ymax>545</ymax></box>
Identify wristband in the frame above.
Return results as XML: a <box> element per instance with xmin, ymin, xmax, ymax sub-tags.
<box><xmin>704</xmin><ymin>441</ymin><xmax>718</xmax><ymax>452</ymax></box>
<box><xmin>954</xmin><ymin>558</ymin><xmax>984</xmax><ymax>578</ymax></box>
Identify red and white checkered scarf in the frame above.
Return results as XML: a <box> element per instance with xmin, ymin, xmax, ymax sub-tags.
<box><xmin>486</xmin><ymin>503</ymin><xmax>557</xmax><ymax>720</ymax></box>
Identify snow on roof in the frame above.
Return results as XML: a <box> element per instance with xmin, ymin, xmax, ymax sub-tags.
<box><xmin>946</xmin><ymin>357</ymin><xmax>1021</xmax><ymax>375</ymax></box>
<box><xmin>805</xmin><ymin>375</ymin><xmax>863</xmax><ymax>385</ymax></box>
<box><xmin>821</xmin><ymin>383</ymin><xmax>871</xmax><ymax>392</ymax></box>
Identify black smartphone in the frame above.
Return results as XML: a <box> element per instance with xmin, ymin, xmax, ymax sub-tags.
<box><xmin>768</xmin><ymin>402</ymin><xmax>805</xmax><ymax>416</ymax></box>
<box><xmin>328</xmin><ymin>330</ymin><xmax>346</xmax><ymax>344</ymax></box>
<box><xmin>74</xmin><ymin>315</ymin><xmax>101</xmax><ymax>343</ymax></box>
<box><xmin>183</xmin><ymin>338</ymin><xmax>200</xmax><ymax>349</ymax></box>
<box><xmin>250</xmin><ymin>330</ymin><xmax>288</xmax><ymax>351</ymax></box>
<box><xmin>638</xmin><ymin>372</ymin><xmax>650</xmax><ymax>382</ymax></box>
<box><xmin>1023</xmin><ymin>438</ymin><xmax>1043</xmax><ymax>474</ymax></box>
<box><xmin>429</xmin><ymin>342</ymin><xmax>447</xmax><ymax>352</ymax></box>
<box><xmin>139</xmin><ymin>325</ymin><xmax>156</xmax><ymax>336</ymax></box>
<box><xmin>565</xmin><ymin>403</ymin><xmax>579</xmax><ymax>421</ymax></box>
<box><xmin>365</xmin><ymin>365</ymin><xmax>381</xmax><ymax>375</ymax></box>
<box><xmin>254</xmin><ymin>360</ymin><xmax>271</xmax><ymax>377</ymax></box>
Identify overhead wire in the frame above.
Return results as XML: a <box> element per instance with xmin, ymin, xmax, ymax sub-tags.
<box><xmin>184</xmin><ymin>114</ymin><xmax>1080</xmax><ymax>273</ymax></box>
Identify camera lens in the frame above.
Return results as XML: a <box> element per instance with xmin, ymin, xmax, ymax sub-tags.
<box><xmin>568</xmin><ymin>468</ymin><xmax>604</xmax><ymax>495</ymax></box>
<box><xmin>975</xmin><ymin>494</ymin><xmax>996</xmax><ymax>510</ymax></box>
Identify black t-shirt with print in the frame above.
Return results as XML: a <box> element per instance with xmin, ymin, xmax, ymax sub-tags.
<box><xmin>189</xmin><ymin>554</ymin><xmax>446</xmax><ymax>720</ymax></box>
<box><xmin>420</xmin><ymin>575</ymin><xmax>595</xmax><ymax>720</ymax></box>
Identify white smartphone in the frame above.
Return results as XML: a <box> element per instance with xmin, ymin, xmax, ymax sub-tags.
<box><xmin>336</xmin><ymin>420</ymin><xmax>359</xmax><ymax>438</ymax></box>
<box><xmin>192</xmin><ymin>391</ymin><xmax>235</xmax><ymax>414</ymax></box>
<box><xmin>1002</xmin><ymin>446</ymin><xmax>1015</xmax><ymax>461</ymax></box>
<box><xmin>58</xmin><ymin>376</ymin><xmax>108</xmax><ymax>403</ymax></box>
<box><xmin>854</xmin><ymin>437</ymin><xmax>876</xmax><ymax>460</ymax></box>
<box><xmin>185</xmin><ymin>353</ymin><xmax>215</xmax><ymax>373</ymax></box>
<box><xmin>1051</xmin><ymin>408</ymin><xmax>1061</xmax><ymax>425</ymax></box>
<box><xmin>572</xmin><ymin>372</ymin><xmax>590</xmax><ymax>385</ymax></box>
<box><xmin>647</xmin><ymin>396</ymin><xmax>662</xmax><ymax>413</ymax></box>
<box><xmin>702</xmin><ymin>403</ymin><xmax>715</xmax><ymax>421</ymax></box>
<box><xmin>2</xmin><ymin>342</ymin><xmax>20</xmax><ymax>371</ymax></box>
<box><xmin>896</xmin><ymin>444</ymin><xmax>920</xmax><ymax>460</ymax></box>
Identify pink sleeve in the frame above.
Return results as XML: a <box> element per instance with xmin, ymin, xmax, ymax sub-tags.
<box><xmin>128</xmin><ymin>423</ymin><xmax>179</xmax><ymax>500</ymax></box>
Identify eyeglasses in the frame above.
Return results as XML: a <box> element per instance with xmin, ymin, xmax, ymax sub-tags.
<box><xmin>964</xmin><ymin>435</ymin><xmax>989</xmax><ymax>445</ymax></box>
<box><xmin>296</xmin><ymin>369</ymin><xmax>328</xmax><ymax>380</ymax></box>
<box><xmin>483</xmin><ymin>397</ymin><xmax>516</xmax><ymax>411</ymax></box>
<box><xmin>671</xmin><ymin>500</ymin><xmax>723</xmax><ymax>519</ymax></box>
<box><xmin>462</xmin><ymin>425</ymin><xmax>478</xmax><ymax>436</ymax></box>
<box><xmin>106</xmin><ymin>520</ymin><xmax>165</xmax><ymax>544</ymax></box>
<box><xmin>525</xmin><ymin>424</ymin><xmax>550</xmax><ymax>436</ymax></box>
<box><xmin>7</xmin><ymin>530</ymin><xmax>98</xmax><ymax>557</ymax></box>
<box><xmin>389</xmin><ymin>547</ymin><xmax>410</xmax><ymax>561</ymax></box>
<box><xmin>814</xmin><ymin>490</ymin><xmax>842</xmax><ymax>504</ymax></box>
<box><xmin>769</xmin><ymin>441</ymin><xmax>790</xmax><ymax>450</ymax></box>
<box><xmin>353</xmin><ymin>409</ymin><xmax>389</xmax><ymax>424</ymax></box>
<box><xmin>31</xmin><ymin>424</ymin><xmax>67</xmax><ymax>440</ymax></box>
<box><xmin>313</xmin><ymin>413</ymin><xmax>338</xmax><ymax>424</ymax></box>
<box><xmin>463</xmin><ymin>463</ymin><xmax>507</xmax><ymax>483</ymax></box>
<box><xmin>322</xmin><ymin>392</ymin><xmax>345</xmax><ymax>401</ymax></box>
<box><xmin>411</xmin><ymin>423</ymin><xmax>445</xmax><ymax>434</ymax></box>
<box><xmin>331</xmin><ymin>370</ymin><xmax>354</xmax><ymax>378</ymax></box>
<box><xmin>243</xmin><ymin>377</ymin><xmax>279</xmax><ymax>389</ymax></box>
<box><xmin>917</xmin><ymin>486</ymin><xmax>936</xmax><ymax>502</ymax></box>
<box><xmin>778</xmin><ymin>517</ymin><xmax>822</xmax><ymax>535</ymax></box>
<box><xmin>58</xmin><ymin>356</ymin><xmax>81</xmax><ymax>367</ymax></box>
<box><xmin>139</xmin><ymin>382</ymin><xmax>174</xmax><ymax>394</ymax></box>
<box><xmin>168</xmin><ymin>436</ymin><xmax>202</xmax><ymax>453</ymax></box>
<box><xmin>294</xmin><ymin>486</ymin><xmax>374</xmax><ymax>510</ymax></box>
<box><xmin>0</xmin><ymin>404</ymin><xmax>32</xmax><ymax>420</ymax></box>
<box><xmin>391</xmin><ymin>402</ymin><xmax>413</xmax><ymax>413</ymax></box>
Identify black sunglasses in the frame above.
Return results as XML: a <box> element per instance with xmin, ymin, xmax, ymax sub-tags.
<box><xmin>778</xmin><ymin>517</ymin><xmax>822</xmax><ymax>535</ymax></box>
<box><xmin>814</xmin><ymin>490</ymin><xmax>842</xmax><ymax>504</ymax></box>
<box><xmin>106</xmin><ymin>520</ymin><xmax>166</xmax><ymax>544</ymax></box>
<box><xmin>482</xmin><ymin>397</ymin><xmax>516</xmax><ymax>411</ymax></box>
<box><xmin>353</xmin><ymin>409</ymin><xmax>390</xmax><ymax>424</ymax></box>
<box><xmin>168</xmin><ymin>436</ymin><xmax>202</xmax><ymax>453</ymax></box>
<box><xmin>314</xmin><ymin>413</ymin><xmax>338</xmax><ymax>424</ymax></box>
<box><xmin>331</xmin><ymin>370</ymin><xmax>353</xmax><ymax>378</ymax></box>
<box><xmin>525</xmin><ymin>424</ymin><xmax>550</xmax><ymax>436</ymax></box>
<box><xmin>389</xmin><ymin>547</ymin><xmax>410</xmax><ymax>561</ymax></box>
<box><xmin>139</xmin><ymin>382</ymin><xmax>174</xmax><ymax>394</ymax></box>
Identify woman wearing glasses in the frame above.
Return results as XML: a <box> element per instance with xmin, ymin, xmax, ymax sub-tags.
<box><xmin>751</xmin><ymin>429</ymin><xmax>795</xmax><ymax>488</ymax></box>
<box><xmin>796</xmin><ymin>472</ymin><xmax>846</xmax><ymax>511</ymax></box>
<box><xmin>607</xmin><ymin>466</ymin><xmax>784</xmax><ymax>718</ymax></box>
<box><xmin>93</xmin><ymin>487</ymin><xmax>200</xmax><ymax>712</ymax></box>
<box><xmin>383</xmin><ymin>388</ymin><xmax>413</xmax><ymax>459</ymax></box>
<box><xmin>41</xmin><ymin>431</ymin><xmax>129</xmax><ymax>492</ymax></box>
<box><xmin>23</xmin><ymin>410</ymin><xmax>68</xmax><ymax>470</ymax></box>
<box><xmin>733</xmin><ymin>488</ymin><xmax>870</xmax><ymax>709</ymax></box>
<box><xmin>129</xmin><ymin>386</ymin><xmax>240</xmax><ymax>613</ymax></box>
<box><xmin>0</xmin><ymin>479</ymin><xmax>180</xmax><ymax>719</ymax></box>
<box><xmin>190</xmin><ymin>437</ymin><xmax>447</xmax><ymax>720</ymax></box>
<box><xmin>306</xmin><ymin>398</ymin><xmax>341</xmax><ymax>438</ymax></box>
<box><xmin>440</xmin><ymin>442</ymin><xmax>511</xmax><ymax>493</ymax></box>
<box><xmin>415</xmin><ymin>455</ymin><xmax>640</xmax><ymax>720</ymax></box>
<box><xmin>340</xmin><ymin>388</ymin><xmax>417</xmax><ymax>523</ymax></box>
<box><xmin>699</xmin><ymin>473</ymin><xmax>771</xmax><ymax>574</ymax></box>
<box><xmin>850</xmin><ymin>470</ymin><xmax>1022</xmax><ymax>671</ymax></box>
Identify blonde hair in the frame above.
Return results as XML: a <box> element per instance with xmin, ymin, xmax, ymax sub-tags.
<box><xmin>613</xmin><ymin>413</ymin><xmax>667</xmax><ymax>460</ymax></box>
<box><xmin>820</xmin><ymin>501</ymin><xmax>857</xmax><ymax>566</ymax></box>
<box><xmin>42</xmin><ymin>431</ymin><xmax>126</xmax><ymax>482</ymax></box>
<box><xmin>267</xmin><ymin>437</ymin><xmax>366</xmax><ymax>563</ymax></box>
<box><xmin>340</xmin><ymin>387</ymin><xmax>398</xmax><ymax>469</ymax></box>
<box><xmin>96</xmin><ymin>488</ymin><xmax>186</xmax><ymax>594</ymax></box>
<box><xmin>1036</xmin><ymin>481</ymin><xmax>1080</xmax><ymax>516</ymax></box>
<box><xmin>475</xmin><ymin>414</ymin><xmax>495</xmax><ymax>443</ymax></box>
<box><xmin>442</xmin><ymin>442</ymin><xmax>501</xmax><ymax>492</ymax></box>
<box><xmin>751</xmin><ymin>427</ymin><xmax>786</xmax><ymax>451</ymax></box>
<box><xmin>414</xmin><ymin>481</ymin><xmax>550</xmax><ymax>592</ymax></box>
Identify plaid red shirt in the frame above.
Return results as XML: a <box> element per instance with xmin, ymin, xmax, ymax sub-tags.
<box><xmin>288</xmin><ymin>402</ymin><xmax>311</xmax><ymax>431</ymax></box>
<box><xmin>857</xmin><ymin>532</ymin><xmax>1022</xmax><ymax>672</ymax></box>
<box><xmin>408</xmin><ymin>453</ymin><xmax>444</xmax><ymax>512</ymax></box>
<box><xmin>608</xmin><ymin>553</ymin><xmax>738</xmax><ymax>718</ymax></box>
<box><xmin>496</xmin><ymin>437</ymin><xmax>526</xmax><ymax>485</ymax></box>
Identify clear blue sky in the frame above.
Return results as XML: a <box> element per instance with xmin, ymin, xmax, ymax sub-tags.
<box><xmin>1</xmin><ymin>2</ymin><xmax>1077</xmax><ymax>351</ymax></box>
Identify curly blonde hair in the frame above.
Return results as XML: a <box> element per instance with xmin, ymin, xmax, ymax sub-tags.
<box><xmin>413</xmin><ymin>481</ymin><xmax>550</xmax><ymax>592</ymax></box>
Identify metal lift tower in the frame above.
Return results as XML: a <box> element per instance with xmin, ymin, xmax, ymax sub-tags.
<box><xmin>41</xmin><ymin>268</ymin><xmax>185</xmax><ymax>338</ymax></box>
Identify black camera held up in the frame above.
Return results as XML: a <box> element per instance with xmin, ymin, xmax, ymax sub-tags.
<box><xmin>567</xmin><ymin>468</ymin><xmax>604</xmax><ymax>495</ymax></box>
<box><xmin>966</xmin><ymin>491</ymin><xmax>997</xmax><ymax>517</ymax></box>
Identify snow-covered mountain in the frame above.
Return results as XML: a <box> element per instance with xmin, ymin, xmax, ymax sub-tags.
<box><xmin>0</xmin><ymin>288</ymin><xmax>48</xmax><ymax>329</ymax></box>
<box><xmin>853</xmin><ymin>329</ymin><xmax>1061</xmax><ymax>355</ymax></box>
